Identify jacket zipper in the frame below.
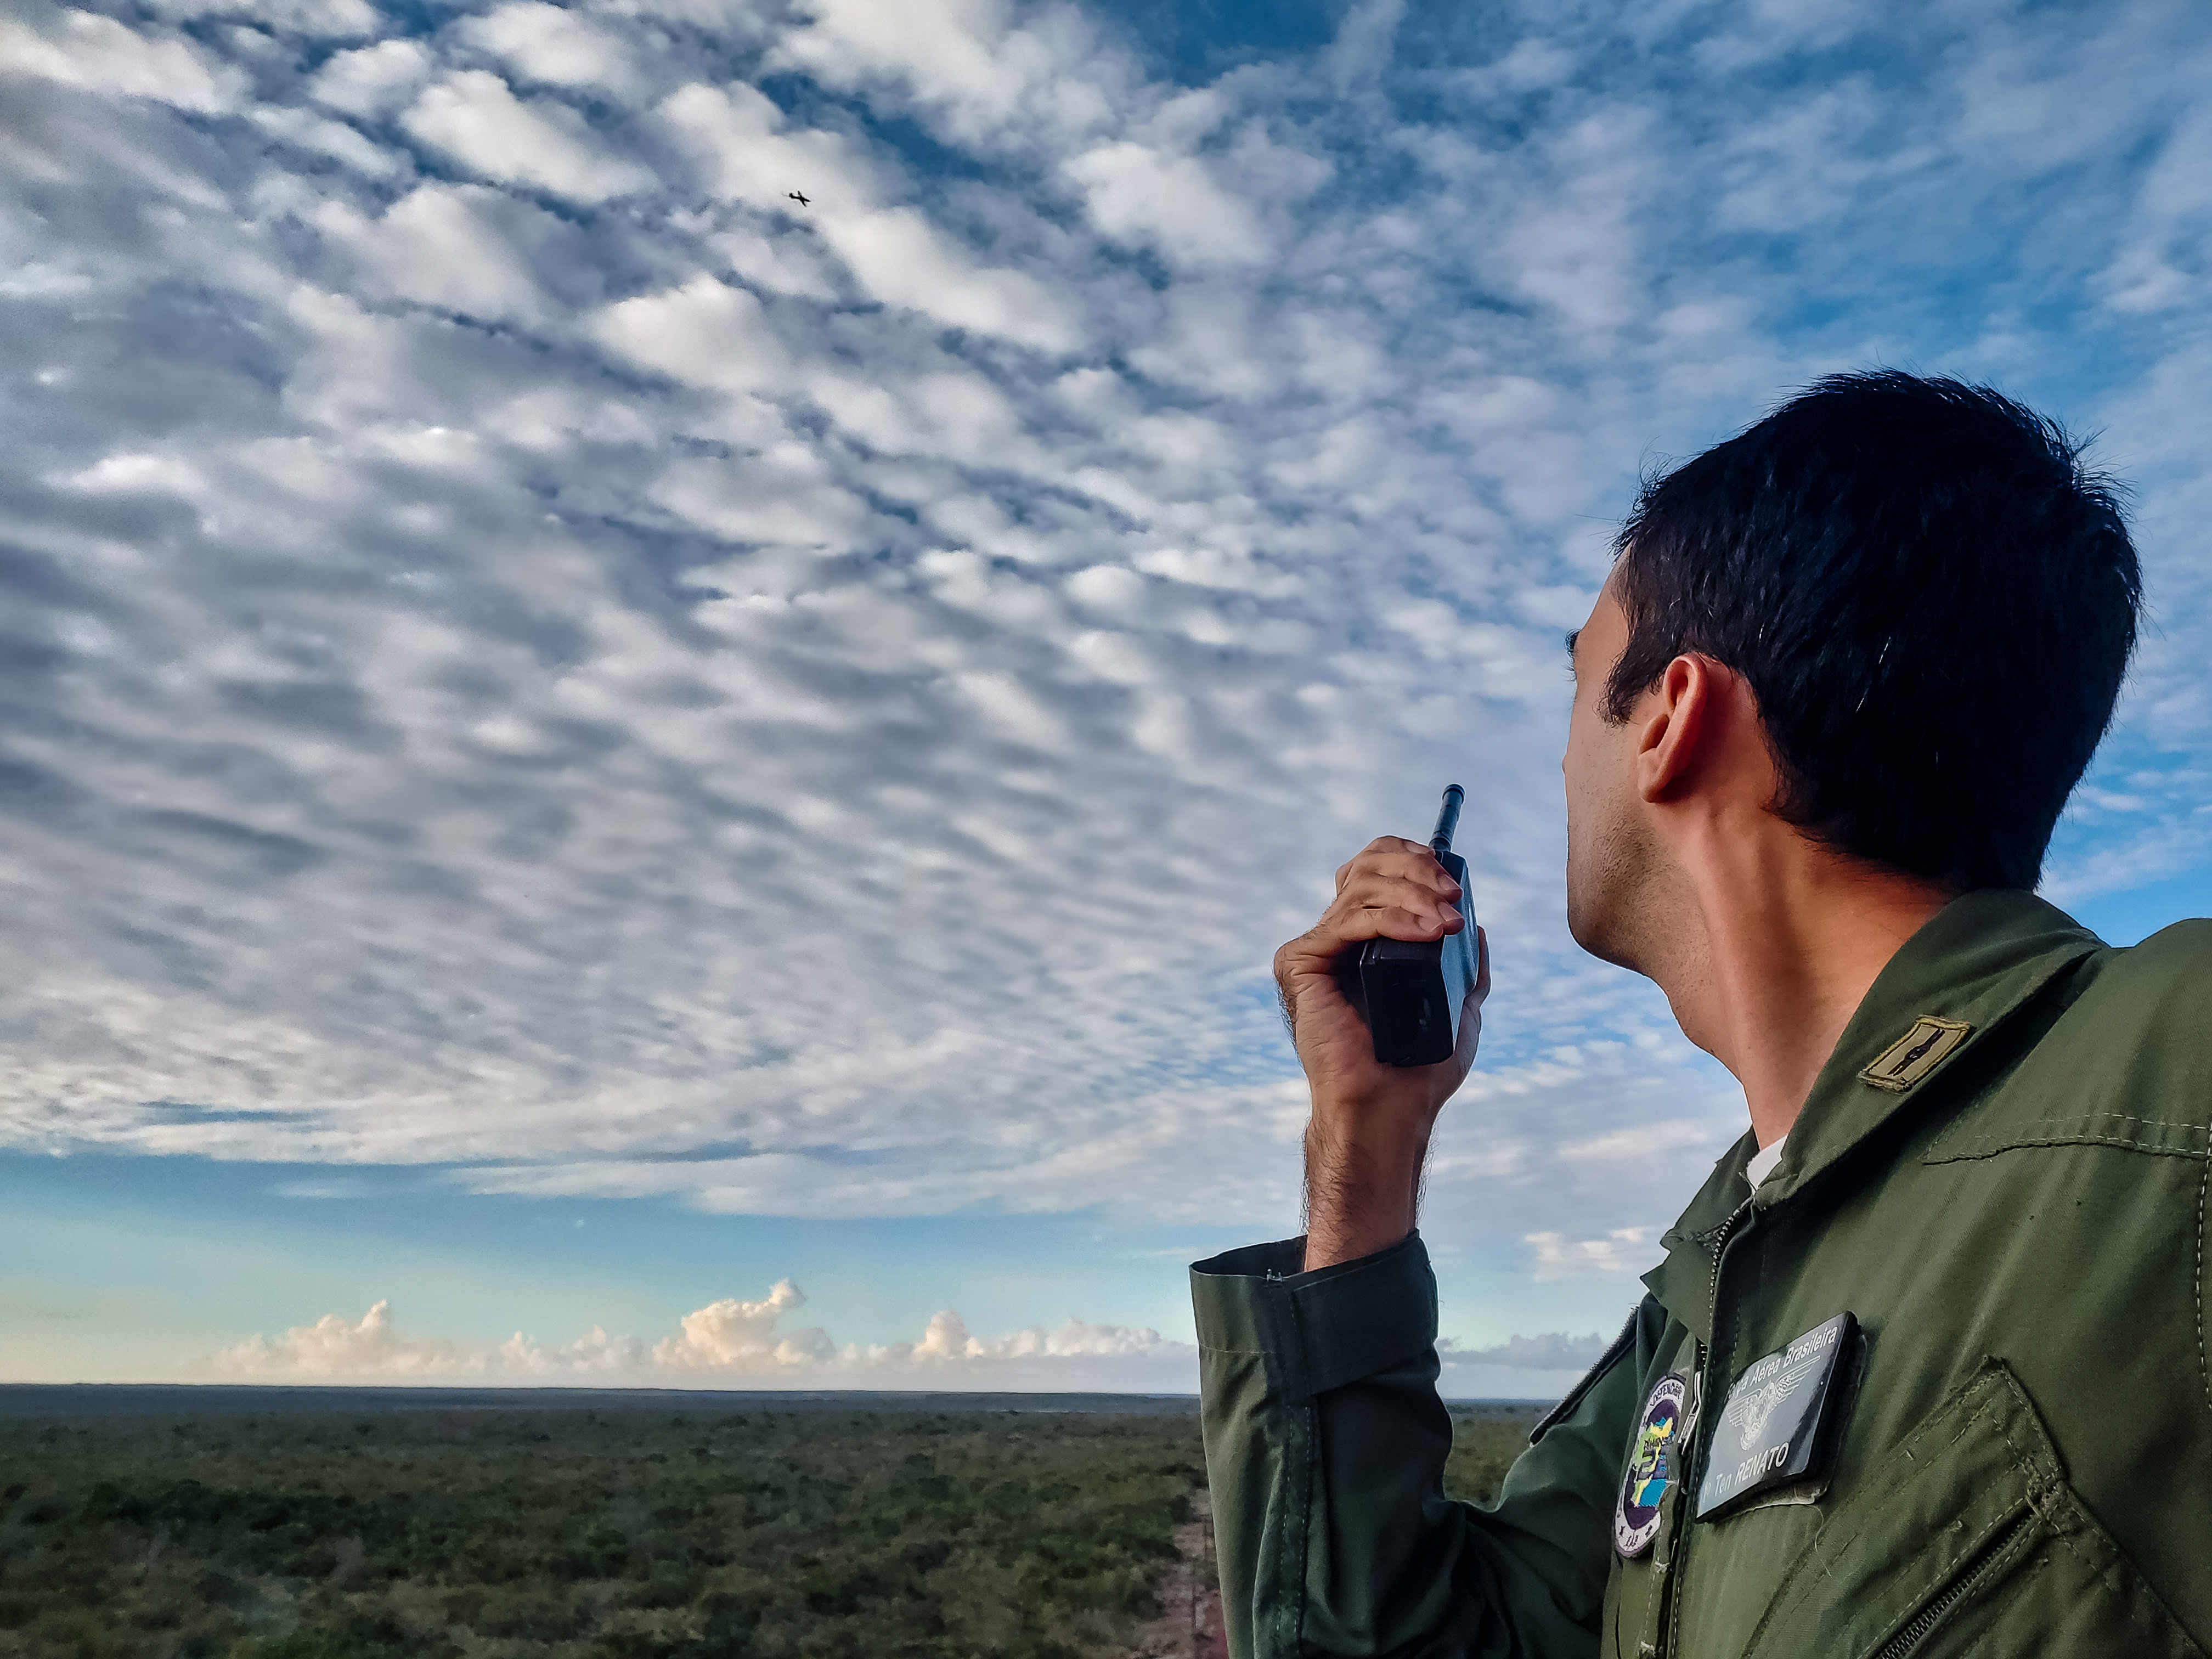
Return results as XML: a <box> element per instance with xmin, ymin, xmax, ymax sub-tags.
<box><xmin>1660</xmin><ymin>1196</ymin><xmax>1754</xmax><ymax>1658</ymax></box>
<box><xmin>1865</xmin><ymin>1511</ymin><xmax>2033</xmax><ymax>1659</ymax></box>
<box><xmin>1702</xmin><ymin>1199</ymin><xmax>1752</xmax><ymax>1357</ymax></box>
<box><xmin>1689</xmin><ymin>1196</ymin><xmax>1754</xmax><ymax>1452</ymax></box>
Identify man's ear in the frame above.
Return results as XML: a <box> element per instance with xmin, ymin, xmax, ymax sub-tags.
<box><xmin>1633</xmin><ymin>654</ymin><xmax>1718</xmax><ymax>804</ymax></box>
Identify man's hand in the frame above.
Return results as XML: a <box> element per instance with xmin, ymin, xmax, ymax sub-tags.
<box><xmin>1274</xmin><ymin>836</ymin><xmax>1490</xmax><ymax>1273</ymax></box>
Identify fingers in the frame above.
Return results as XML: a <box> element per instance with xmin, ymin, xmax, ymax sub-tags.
<box><xmin>1351</xmin><ymin>902</ymin><xmax>1462</xmax><ymax>941</ymax></box>
<box><xmin>1334</xmin><ymin>868</ymin><xmax>1463</xmax><ymax>926</ymax></box>
<box><xmin>1283</xmin><ymin>839</ymin><xmax>1477</xmax><ymax>1026</ymax></box>
<box><xmin>1286</xmin><ymin>844</ymin><xmax>1468</xmax><ymax>977</ymax></box>
<box><xmin>1336</xmin><ymin>837</ymin><xmax>1443</xmax><ymax>892</ymax></box>
<box><xmin>1363</xmin><ymin>834</ymin><xmax>1458</xmax><ymax>869</ymax></box>
<box><xmin>1332</xmin><ymin>867</ymin><xmax>1463</xmax><ymax>948</ymax></box>
<box><xmin>1275</xmin><ymin>903</ymin><xmax>1457</xmax><ymax>1002</ymax></box>
<box><xmin>1301</xmin><ymin>899</ymin><xmax>1457</xmax><ymax>960</ymax></box>
<box><xmin>1334</xmin><ymin>849</ymin><xmax>1459</xmax><ymax>932</ymax></box>
<box><xmin>1337</xmin><ymin>867</ymin><xmax>1462</xmax><ymax>909</ymax></box>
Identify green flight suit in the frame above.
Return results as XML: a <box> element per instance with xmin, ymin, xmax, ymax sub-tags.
<box><xmin>1192</xmin><ymin>890</ymin><xmax>2211</xmax><ymax>1658</ymax></box>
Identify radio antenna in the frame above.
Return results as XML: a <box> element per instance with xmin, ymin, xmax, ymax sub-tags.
<box><xmin>1429</xmin><ymin>783</ymin><xmax>1466</xmax><ymax>857</ymax></box>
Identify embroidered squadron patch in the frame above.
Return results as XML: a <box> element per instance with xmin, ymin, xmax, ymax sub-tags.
<box><xmin>1858</xmin><ymin>1015</ymin><xmax>1971</xmax><ymax>1093</ymax></box>
<box><xmin>1613</xmin><ymin>1372</ymin><xmax>1692</xmax><ymax>1558</ymax></box>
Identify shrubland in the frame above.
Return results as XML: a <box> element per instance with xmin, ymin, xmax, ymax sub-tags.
<box><xmin>0</xmin><ymin>1396</ymin><xmax>1542</xmax><ymax>1659</ymax></box>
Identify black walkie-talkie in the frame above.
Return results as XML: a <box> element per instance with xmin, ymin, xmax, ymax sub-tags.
<box><xmin>1344</xmin><ymin>785</ymin><xmax>1479</xmax><ymax>1067</ymax></box>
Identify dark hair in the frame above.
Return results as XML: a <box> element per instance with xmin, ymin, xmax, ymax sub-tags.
<box><xmin>1608</xmin><ymin>370</ymin><xmax>2140</xmax><ymax>892</ymax></box>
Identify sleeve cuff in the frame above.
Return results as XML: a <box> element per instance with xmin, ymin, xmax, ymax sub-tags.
<box><xmin>1189</xmin><ymin>1231</ymin><xmax>1438</xmax><ymax>1403</ymax></box>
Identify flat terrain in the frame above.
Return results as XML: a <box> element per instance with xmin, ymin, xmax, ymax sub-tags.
<box><xmin>0</xmin><ymin>1390</ymin><xmax>1543</xmax><ymax>1659</ymax></box>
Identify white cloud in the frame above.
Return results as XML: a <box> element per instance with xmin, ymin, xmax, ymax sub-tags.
<box><xmin>0</xmin><ymin>9</ymin><xmax>245</xmax><ymax>112</ymax></box>
<box><xmin>1526</xmin><ymin>1228</ymin><xmax>1658</xmax><ymax>1282</ymax></box>
<box><xmin>658</xmin><ymin>80</ymin><xmax>879</xmax><ymax>210</ymax></box>
<box><xmin>2096</xmin><ymin>103</ymin><xmax>2212</xmax><ymax>315</ymax></box>
<box><xmin>862</xmin><ymin>1308</ymin><xmax>1180</xmax><ymax>1366</ymax></box>
<box><xmin>317</xmin><ymin>184</ymin><xmax>555</xmax><ymax>320</ymax></box>
<box><xmin>1132</xmin><ymin>544</ymin><xmax>1297</xmax><ymax>597</ymax></box>
<box><xmin>946</xmin><ymin>668</ymin><xmax>1069</xmax><ymax>749</ymax></box>
<box><xmin>403</xmin><ymin>70</ymin><xmax>654</xmax><ymax>201</ymax></box>
<box><xmin>252</xmin><ymin>105</ymin><xmax>407</xmax><ymax>178</ymax></box>
<box><xmin>814</xmin><ymin>207</ymin><xmax>1080</xmax><ymax>352</ymax></box>
<box><xmin>593</xmin><ymin>273</ymin><xmax>793</xmax><ymax>391</ymax></box>
<box><xmin>1064</xmin><ymin>142</ymin><xmax>1267</xmax><ymax>268</ymax></box>
<box><xmin>307</xmin><ymin>38</ymin><xmax>431</xmax><ymax>117</ymax></box>
<box><xmin>65</xmin><ymin>450</ymin><xmax>211</xmax><ymax>499</ymax></box>
<box><xmin>664</xmin><ymin>75</ymin><xmax>1081</xmax><ymax>369</ymax></box>
<box><xmin>217</xmin><ymin>1300</ymin><xmax>462</xmax><ymax>1376</ymax></box>
<box><xmin>461</xmin><ymin>2</ymin><xmax>643</xmax><ymax>99</ymax></box>
<box><xmin>211</xmin><ymin>1283</ymin><xmax>1611</xmax><ymax>1400</ymax></box>
<box><xmin>1558</xmin><ymin>1118</ymin><xmax>1727</xmax><ymax>1162</ymax></box>
<box><xmin>709</xmin><ymin>228</ymin><xmax>841</xmax><ymax>301</ymax></box>
<box><xmin>814</xmin><ymin>371</ymin><xmax>1042</xmax><ymax>469</ymax></box>
<box><xmin>1124</xmin><ymin>283</ymin><xmax>1273</xmax><ymax>399</ymax></box>
<box><xmin>216</xmin><ymin>1300</ymin><xmax>651</xmax><ymax>1377</ymax></box>
<box><xmin>769</xmin><ymin>0</ymin><xmax>1116</xmax><ymax>146</ymax></box>
<box><xmin>215</xmin><ymin>1283</ymin><xmax>1193</xmax><ymax>1389</ymax></box>
<box><xmin>495</xmin><ymin>1325</ymin><xmax>651</xmax><ymax>1374</ymax></box>
<box><xmin>1441</xmin><ymin>1330</ymin><xmax>1611</xmax><ymax>1370</ymax></box>
<box><xmin>653</xmin><ymin>1279</ymin><xmax>827</xmax><ymax>1366</ymax></box>
<box><xmin>144</xmin><ymin>0</ymin><xmax>379</xmax><ymax>37</ymax></box>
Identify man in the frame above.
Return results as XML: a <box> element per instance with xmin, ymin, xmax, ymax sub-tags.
<box><xmin>1192</xmin><ymin>372</ymin><xmax>2209</xmax><ymax>1658</ymax></box>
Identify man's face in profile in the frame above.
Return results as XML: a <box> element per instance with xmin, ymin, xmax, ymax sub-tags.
<box><xmin>1561</xmin><ymin>580</ymin><xmax>1651</xmax><ymax>972</ymax></box>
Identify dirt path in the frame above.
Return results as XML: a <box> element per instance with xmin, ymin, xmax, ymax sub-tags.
<box><xmin>1125</xmin><ymin>1486</ymin><xmax>1227</xmax><ymax>1659</ymax></box>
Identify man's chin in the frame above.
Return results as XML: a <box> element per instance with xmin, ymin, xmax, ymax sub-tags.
<box><xmin>1565</xmin><ymin>891</ymin><xmax>1642</xmax><ymax>974</ymax></box>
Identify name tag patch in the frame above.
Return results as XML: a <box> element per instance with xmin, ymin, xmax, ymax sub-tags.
<box><xmin>1613</xmin><ymin>1371</ymin><xmax>1695</xmax><ymax>1558</ymax></box>
<box><xmin>1695</xmin><ymin>1313</ymin><xmax>1856</xmax><ymax>1519</ymax></box>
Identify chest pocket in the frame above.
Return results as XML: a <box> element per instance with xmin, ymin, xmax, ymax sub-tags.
<box><xmin>1736</xmin><ymin>1359</ymin><xmax>2201</xmax><ymax>1659</ymax></box>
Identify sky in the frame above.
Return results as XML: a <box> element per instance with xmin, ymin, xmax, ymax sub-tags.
<box><xmin>1</xmin><ymin>0</ymin><xmax>2209</xmax><ymax>1397</ymax></box>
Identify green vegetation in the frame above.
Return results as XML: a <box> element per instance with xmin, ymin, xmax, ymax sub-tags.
<box><xmin>0</xmin><ymin>1398</ymin><xmax>1542</xmax><ymax>1659</ymax></box>
<box><xmin>0</xmin><ymin>1404</ymin><xmax>1203</xmax><ymax>1659</ymax></box>
<box><xmin>1443</xmin><ymin>1404</ymin><xmax>1547</xmax><ymax>1510</ymax></box>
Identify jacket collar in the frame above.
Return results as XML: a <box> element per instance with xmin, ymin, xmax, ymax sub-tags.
<box><xmin>1640</xmin><ymin>888</ymin><xmax>2104</xmax><ymax>1342</ymax></box>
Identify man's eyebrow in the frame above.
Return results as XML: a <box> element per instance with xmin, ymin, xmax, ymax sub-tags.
<box><xmin>1564</xmin><ymin>628</ymin><xmax>1581</xmax><ymax>665</ymax></box>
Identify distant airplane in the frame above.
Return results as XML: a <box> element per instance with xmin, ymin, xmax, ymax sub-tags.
<box><xmin>788</xmin><ymin>191</ymin><xmax>810</xmax><ymax>207</ymax></box>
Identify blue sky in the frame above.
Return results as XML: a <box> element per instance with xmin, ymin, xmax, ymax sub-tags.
<box><xmin>0</xmin><ymin>0</ymin><xmax>2208</xmax><ymax>1395</ymax></box>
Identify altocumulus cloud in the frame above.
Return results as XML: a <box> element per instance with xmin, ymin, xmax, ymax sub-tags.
<box><xmin>213</xmin><ymin>1280</ymin><xmax>1194</xmax><ymax>1390</ymax></box>
<box><xmin>1</xmin><ymin>0</ymin><xmax>2210</xmax><ymax>1297</ymax></box>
